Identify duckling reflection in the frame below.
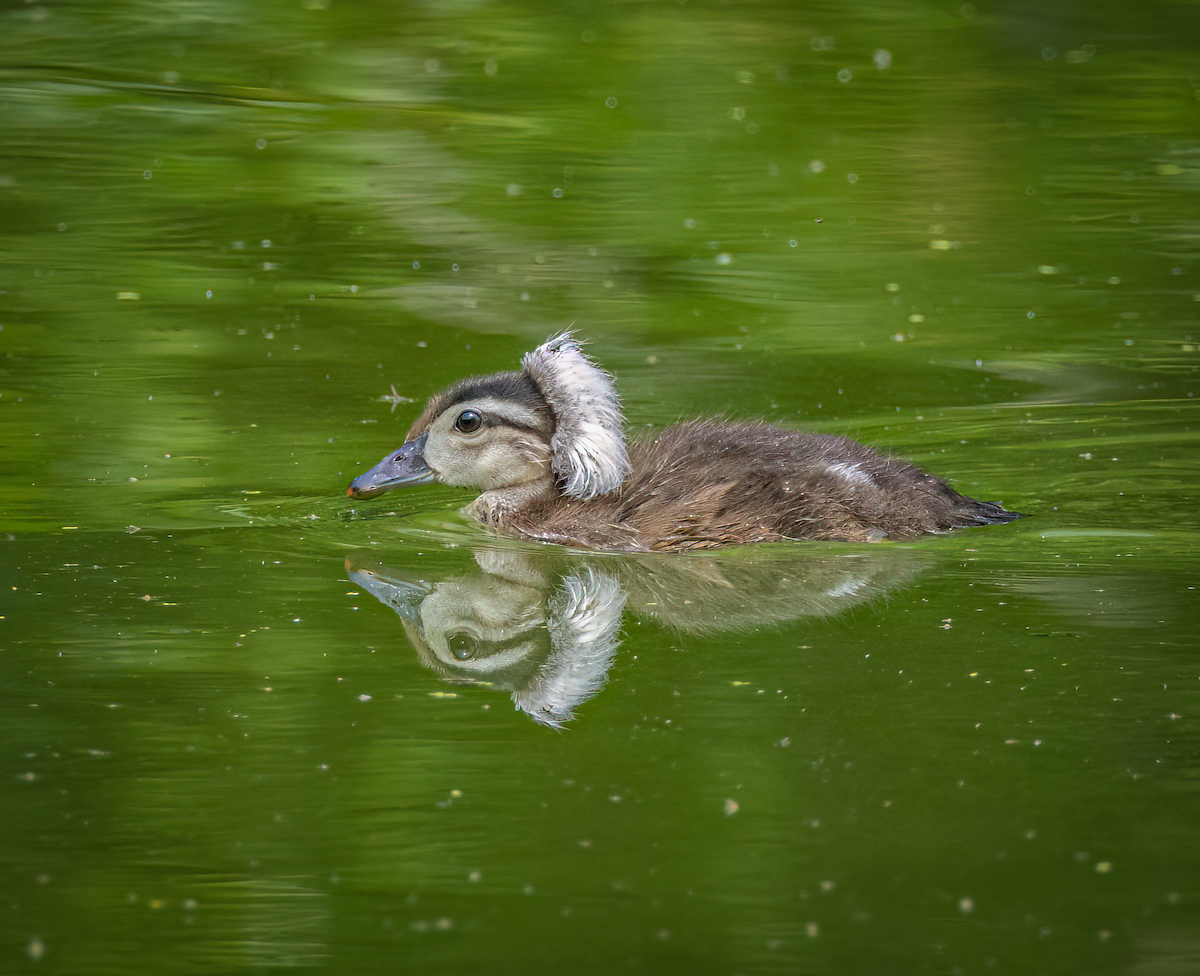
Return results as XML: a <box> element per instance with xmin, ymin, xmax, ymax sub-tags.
<box><xmin>345</xmin><ymin>545</ymin><xmax>922</xmax><ymax>727</ymax></box>
<box><xmin>347</xmin><ymin>551</ymin><xmax>623</xmax><ymax>728</ymax></box>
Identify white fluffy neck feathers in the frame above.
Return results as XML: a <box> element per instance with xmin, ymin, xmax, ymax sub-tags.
<box><xmin>521</xmin><ymin>334</ymin><xmax>629</xmax><ymax>499</ymax></box>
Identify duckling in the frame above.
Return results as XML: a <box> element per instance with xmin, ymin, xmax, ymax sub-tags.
<box><xmin>347</xmin><ymin>334</ymin><xmax>1021</xmax><ymax>551</ymax></box>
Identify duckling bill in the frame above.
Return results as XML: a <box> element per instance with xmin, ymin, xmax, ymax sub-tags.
<box><xmin>347</xmin><ymin>335</ymin><xmax>1021</xmax><ymax>551</ymax></box>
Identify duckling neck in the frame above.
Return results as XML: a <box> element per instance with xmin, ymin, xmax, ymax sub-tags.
<box><xmin>466</xmin><ymin>475</ymin><xmax>560</xmax><ymax>526</ymax></box>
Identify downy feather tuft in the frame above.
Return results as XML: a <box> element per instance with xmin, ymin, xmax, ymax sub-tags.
<box><xmin>521</xmin><ymin>333</ymin><xmax>629</xmax><ymax>498</ymax></box>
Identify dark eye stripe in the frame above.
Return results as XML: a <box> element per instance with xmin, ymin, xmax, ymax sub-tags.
<box><xmin>490</xmin><ymin>417</ymin><xmax>544</xmax><ymax>434</ymax></box>
<box><xmin>444</xmin><ymin>405</ymin><xmax>545</xmax><ymax>435</ymax></box>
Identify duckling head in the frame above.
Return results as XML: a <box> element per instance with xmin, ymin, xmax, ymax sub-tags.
<box><xmin>347</xmin><ymin>334</ymin><xmax>629</xmax><ymax>512</ymax></box>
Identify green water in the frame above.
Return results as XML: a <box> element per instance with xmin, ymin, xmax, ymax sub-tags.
<box><xmin>2</xmin><ymin>1</ymin><xmax>1197</xmax><ymax>973</ymax></box>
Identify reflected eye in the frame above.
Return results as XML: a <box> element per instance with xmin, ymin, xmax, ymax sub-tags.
<box><xmin>454</xmin><ymin>409</ymin><xmax>483</xmax><ymax>434</ymax></box>
<box><xmin>447</xmin><ymin>633</ymin><xmax>478</xmax><ymax>661</ymax></box>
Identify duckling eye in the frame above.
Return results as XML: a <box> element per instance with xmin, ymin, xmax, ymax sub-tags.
<box><xmin>453</xmin><ymin>409</ymin><xmax>483</xmax><ymax>434</ymax></box>
<box><xmin>447</xmin><ymin>632</ymin><xmax>478</xmax><ymax>661</ymax></box>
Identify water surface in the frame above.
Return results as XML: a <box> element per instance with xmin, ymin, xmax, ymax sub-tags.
<box><xmin>2</xmin><ymin>1</ymin><xmax>1197</xmax><ymax>973</ymax></box>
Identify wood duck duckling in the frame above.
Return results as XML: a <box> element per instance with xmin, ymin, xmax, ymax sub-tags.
<box><xmin>347</xmin><ymin>335</ymin><xmax>1021</xmax><ymax>551</ymax></box>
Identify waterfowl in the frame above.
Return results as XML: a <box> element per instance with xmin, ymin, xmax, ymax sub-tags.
<box><xmin>346</xmin><ymin>335</ymin><xmax>1021</xmax><ymax>551</ymax></box>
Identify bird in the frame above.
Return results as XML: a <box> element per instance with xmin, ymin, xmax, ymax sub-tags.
<box><xmin>346</xmin><ymin>334</ymin><xmax>1021</xmax><ymax>551</ymax></box>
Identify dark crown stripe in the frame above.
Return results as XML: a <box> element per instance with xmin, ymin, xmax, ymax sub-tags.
<box><xmin>444</xmin><ymin>371</ymin><xmax>545</xmax><ymax>410</ymax></box>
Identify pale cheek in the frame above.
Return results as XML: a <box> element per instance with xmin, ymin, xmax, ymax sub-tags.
<box><xmin>422</xmin><ymin>442</ymin><xmax>473</xmax><ymax>487</ymax></box>
<box><xmin>424</xmin><ymin>435</ymin><xmax>550</xmax><ymax>490</ymax></box>
<box><xmin>484</xmin><ymin>451</ymin><xmax>544</xmax><ymax>489</ymax></box>
<box><xmin>437</xmin><ymin>443</ymin><xmax>512</xmax><ymax>490</ymax></box>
